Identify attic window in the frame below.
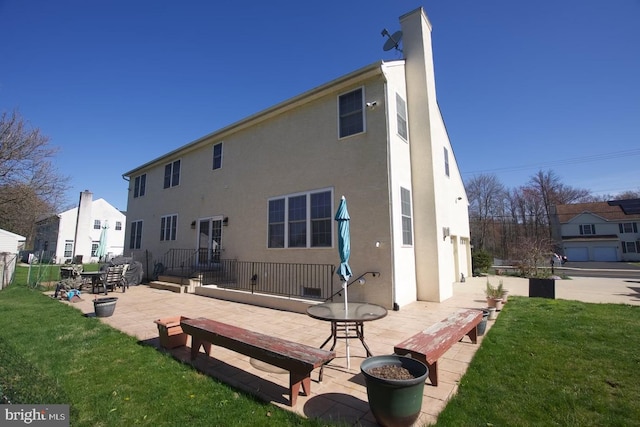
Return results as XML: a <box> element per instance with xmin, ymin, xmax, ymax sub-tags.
<box><xmin>579</xmin><ymin>224</ymin><xmax>595</xmax><ymax>235</ymax></box>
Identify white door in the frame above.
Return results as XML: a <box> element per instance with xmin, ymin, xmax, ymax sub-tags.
<box><xmin>197</xmin><ymin>218</ymin><xmax>223</xmax><ymax>266</ymax></box>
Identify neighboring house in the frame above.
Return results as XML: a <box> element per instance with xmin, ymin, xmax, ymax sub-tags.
<box><xmin>122</xmin><ymin>7</ymin><xmax>471</xmax><ymax>309</ymax></box>
<box><xmin>0</xmin><ymin>228</ymin><xmax>25</xmax><ymax>289</ymax></box>
<box><xmin>34</xmin><ymin>191</ymin><xmax>126</xmax><ymax>264</ymax></box>
<box><xmin>551</xmin><ymin>199</ymin><xmax>640</xmax><ymax>262</ymax></box>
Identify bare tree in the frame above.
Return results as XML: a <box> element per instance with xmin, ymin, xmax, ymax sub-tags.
<box><xmin>466</xmin><ymin>174</ymin><xmax>506</xmax><ymax>251</ymax></box>
<box><xmin>0</xmin><ymin>110</ymin><xmax>69</xmax><ymax>244</ymax></box>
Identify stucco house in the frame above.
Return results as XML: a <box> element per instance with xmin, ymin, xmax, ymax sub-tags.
<box><xmin>34</xmin><ymin>191</ymin><xmax>127</xmax><ymax>264</ymax></box>
<box><xmin>551</xmin><ymin>199</ymin><xmax>640</xmax><ymax>262</ymax></box>
<box><xmin>122</xmin><ymin>7</ymin><xmax>471</xmax><ymax>310</ymax></box>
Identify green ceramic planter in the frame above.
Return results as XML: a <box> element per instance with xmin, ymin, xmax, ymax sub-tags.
<box><xmin>361</xmin><ymin>355</ymin><xmax>428</xmax><ymax>427</ymax></box>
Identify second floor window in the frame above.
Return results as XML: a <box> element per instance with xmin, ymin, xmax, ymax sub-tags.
<box><xmin>164</xmin><ymin>160</ymin><xmax>180</xmax><ymax>189</ymax></box>
<box><xmin>94</xmin><ymin>220</ymin><xmax>101</xmax><ymax>230</ymax></box>
<box><xmin>619</xmin><ymin>223</ymin><xmax>638</xmax><ymax>233</ymax></box>
<box><xmin>444</xmin><ymin>147</ymin><xmax>450</xmax><ymax>177</ymax></box>
<box><xmin>338</xmin><ymin>88</ymin><xmax>364</xmax><ymax>138</ymax></box>
<box><xmin>115</xmin><ymin>221</ymin><xmax>122</xmax><ymax>230</ymax></box>
<box><xmin>134</xmin><ymin>174</ymin><xmax>146</xmax><ymax>197</ymax></box>
<box><xmin>160</xmin><ymin>215</ymin><xmax>178</xmax><ymax>241</ymax></box>
<box><xmin>130</xmin><ymin>220</ymin><xmax>143</xmax><ymax>249</ymax></box>
<box><xmin>396</xmin><ymin>93</ymin><xmax>407</xmax><ymax>140</ymax></box>
<box><xmin>579</xmin><ymin>224</ymin><xmax>596</xmax><ymax>235</ymax></box>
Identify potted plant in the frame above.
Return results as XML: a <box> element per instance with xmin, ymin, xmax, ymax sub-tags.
<box><xmin>485</xmin><ymin>280</ymin><xmax>503</xmax><ymax>311</ymax></box>
<box><xmin>93</xmin><ymin>296</ymin><xmax>118</xmax><ymax>317</ymax></box>
<box><xmin>154</xmin><ymin>316</ymin><xmax>190</xmax><ymax>349</ymax></box>
<box><xmin>361</xmin><ymin>355</ymin><xmax>428</xmax><ymax>427</ymax></box>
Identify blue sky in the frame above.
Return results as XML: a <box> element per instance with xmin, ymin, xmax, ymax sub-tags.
<box><xmin>1</xmin><ymin>0</ymin><xmax>639</xmax><ymax>212</ymax></box>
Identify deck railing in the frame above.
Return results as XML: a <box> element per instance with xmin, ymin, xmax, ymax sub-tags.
<box><xmin>147</xmin><ymin>249</ymin><xmax>335</xmax><ymax>301</ymax></box>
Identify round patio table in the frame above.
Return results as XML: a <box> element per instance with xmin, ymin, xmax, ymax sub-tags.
<box><xmin>307</xmin><ymin>302</ymin><xmax>387</xmax><ymax>380</ymax></box>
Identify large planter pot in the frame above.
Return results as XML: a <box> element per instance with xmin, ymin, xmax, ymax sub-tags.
<box><xmin>93</xmin><ymin>297</ymin><xmax>118</xmax><ymax>317</ymax></box>
<box><xmin>477</xmin><ymin>309</ymin><xmax>490</xmax><ymax>336</ymax></box>
<box><xmin>361</xmin><ymin>355</ymin><xmax>428</xmax><ymax>427</ymax></box>
<box><xmin>154</xmin><ymin>316</ymin><xmax>190</xmax><ymax>349</ymax></box>
<box><xmin>486</xmin><ymin>297</ymin><xmax>503</xmax><ymax>311</ymax></box>
<box><xmin>529</xmin><ymin>278</ymin><xmax>555</xmax><ymax>299</ymax></box>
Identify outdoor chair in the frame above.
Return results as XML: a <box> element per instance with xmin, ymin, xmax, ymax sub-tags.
<box><xmin>93</xmin><ymin>265</ymin><xmax>126</xmax><ymax>295</ymax></box>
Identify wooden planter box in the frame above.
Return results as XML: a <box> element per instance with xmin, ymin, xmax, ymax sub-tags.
<box><xmin>154</xmin><ymin>316</ymin><xmax>190</xmax><ymax>349</ymax></box>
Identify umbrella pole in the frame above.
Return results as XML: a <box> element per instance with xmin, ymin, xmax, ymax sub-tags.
<box><xmin>344</xmin><ymin>279</ymin><xmax>350</xmax><ymax>370</ymax></box>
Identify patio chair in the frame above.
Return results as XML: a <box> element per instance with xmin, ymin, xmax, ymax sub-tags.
<box><xmin>94</xmin><ymin>265</ymin><xmax>125</xmax><ymax>295</ymax></box>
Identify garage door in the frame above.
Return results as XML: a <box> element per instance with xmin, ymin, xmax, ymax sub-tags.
<box><xmin>593</xmin><ymin>246</ymin><xmax>618</xmax><ymax>261</ymax></box>
<box><xmin>566</xmin><ymin>247</ymin><xmax>588</xmax><ymax>261</ymax></box>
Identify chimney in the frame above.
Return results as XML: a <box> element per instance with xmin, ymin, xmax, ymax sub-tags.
<box><xmin>73</xmin><ymin>190</ymin><xmax>93</xmax><ymax>261</ymax></box>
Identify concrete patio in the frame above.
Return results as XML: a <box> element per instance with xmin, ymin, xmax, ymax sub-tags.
<box><xmin>57</xmin><ymin>275</ymin><xmax>640</xmax><ymax>426</ymax></box>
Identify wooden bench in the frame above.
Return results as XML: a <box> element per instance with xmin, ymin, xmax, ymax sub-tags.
<box><xmin>180</xmin><ymin>317</ymin><xmax>335</xmax><ymax>406</ymax></box>
<box><xmin>393</xmin><ymin>308</ymin><xmax>483</xmax><ymax>386</ymax></box>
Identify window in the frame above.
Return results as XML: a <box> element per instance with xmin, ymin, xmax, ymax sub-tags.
<box><xmin>268</xmin><ymin>199</ymin><xmax>285</xmax><ymax>248</ymax></box>
<box><xmin>268</xmin><ymin>189</ymin><xmax>333</xmax><ymax>248</ymax></box>
<box><xmin>64</xmin><ymin>240</ymin><xmax>73</xmax><ymax>258</ymax></box>
<box><xmin>94</xmin><ymin>220</ymin><xmax>101</xmax><ymax>230</ymax></box>
<box><xmin>115</xmin><ymin>221</ymin><xmax>122</xmax><ymax>231</ymax></box>
<box><xmin>213</xmin><ymin>142</ymin><xmax>223</xmax><ymax>170</ymax></box>
<box><xmin>444</xmin><ymin>147</ymin><xmax>450</xmax><ymax>177</ymax></box>
<box><xmin>160</xmin><ymin>215</ymin><xmax>178</xmax><ymax>241</ymax></box>
<box><xmin>622</xmin><ymin>242</ymin><xmax>640</xmax><ymax>253</ymax></box>
<box><xmin>396</xmin><ymin>93</ymin><xmax>407</xmax><ymax>140</ymax></box>
<box><xmin>401</xmin><ymin>187</ymin><xmax>413</xmax><ymax>245</ymax></box>
<box><xmin>163</xmin><ymin>160</ymin><xmax>181</xmax><ymax>189</ymax></box>
<box><xmin>134</xmin><ymin>174</ymin><xmax>146</xmax><ymax>198</ymax></box>
<box><xmin>619</xmin><ymin>223</ymin><xmax>638</xmax><ymax>233</ymax></box>
<box><xmin>579</xmin><ymin>224</ymin><xmax>596</xmax><ymax>235</ymax></box>
<box><xmin>91</xmin><ymin>242</ymin><xmax>98</xmax><ymax>256</ymax></box>
<box><xmin>130</xmin><ymin>220</ymin><xmax>143</xmax><ymax>249</ymax></box>
<box><xmin>338</xmin><ymin>88</ymin><xmax>364</xmax><ymax>138</ymax></box>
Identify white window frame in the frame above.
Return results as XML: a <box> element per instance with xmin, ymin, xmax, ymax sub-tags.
<box><xmin>94</xmin><ymin>220</ymin><xmax>101</xmax><ymax>230</ymax></box>
<box><xmin>134</xmin><ymin>173</ymin><xmax>146</xmax><ymax>198</ymax></box>
<box><xmin>160</xmin><ymin>214</ymin><xmax>178</xmax><ymax>241</ymax></box>
<box><xmin>396</xmin><ymin>93</ymin><xmax>408</xmax><ymax>141</ymax></box>
<box><xmin>115</xmin><ymin>221</ymin><xmax>122</xmax><ymax>231</ymax></box>
<box><xmin>580</xmin><ymin>224</ymin><xmax>596</xmax><ymax>235</ymax></box>
<box><xmin>163</xmin><ymin>159</ymin><xmax>181</xmax><ymax>189</ymax></box>
<box><xmin>64</xmin><ymin>240</ymin><xmax>73</xmax><ymax>258</ymax></box>
<box><xmin>268</xmin><ymin>188</ymin><xmax>333</xmax><ymax>249</ymax></box>
<box><xmin>130</xmin><ymin>220</ymin><xmax>143</xmax><ymax>249</ymax></box>
<box><xmin>444</xmin><ymin>147</ymin><xmax>450</xmax><ymax>177</ymax></box>
<box><xmin>401</xmin><ymin>187</ymin><xmax>413</xmax><ymax>246</ymax></box>
<box><xmin>338</xmin><ymin>87</ymin><xmax>365</xmax><ymax>139</ymax></box>
<box><xmin>212</xmin><ymin>142</ymin><xmax>223</xmax><ymax>170</ymax></box>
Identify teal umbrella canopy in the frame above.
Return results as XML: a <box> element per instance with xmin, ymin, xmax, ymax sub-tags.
<box><xmin>95</xmin><ymin>226</ymin><xmax>108</xmax><ymax>260</ymax></box>
<box><xmin>335</xmin><ymin>196</ymin><xmax>352</xmax><ymax>281</ymax></box>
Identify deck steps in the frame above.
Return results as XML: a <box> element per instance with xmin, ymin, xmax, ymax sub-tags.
<box><xmin>149</xmin><ymin>275</ymin><xmax>201</xmax><ymax>294</ymax></box>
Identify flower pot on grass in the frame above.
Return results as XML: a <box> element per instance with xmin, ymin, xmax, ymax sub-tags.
<box><xmin>154</xmin><ymin>316</ymin><xmax>190</xmax><ymax>349</ymax></box>
<box><xmin>529</xmin><ymin>277</ymin><xmax>555</xmax><ymax>299</ymax></box>
<box><xmin>361</xmin><ymin>355</ymin><xmax>428</xmax><ymax>427</ymax></box>
<box><xmin>93</xmin><ymin>297</ymin><xmax>118</xmax><ymax>317</ymax></box>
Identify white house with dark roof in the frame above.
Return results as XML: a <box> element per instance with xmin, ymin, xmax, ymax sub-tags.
<box><xmin>551</xmin><ymin>199</ymin><xmax>640</xmax><ymax>262</ymax></box>
<box><xmin>122</xmin><ymin>7</ymin><xmax>471</xmax><ymax>310</ymax></box>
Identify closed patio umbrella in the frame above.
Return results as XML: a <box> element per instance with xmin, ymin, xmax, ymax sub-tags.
<box><xmin>95</xmin><ymin>224</ymin><xmax>108</xmax><ymax>261</ymax></box>
<box><xmin>335</xmin><ymin>196</ymin><xmax>352</xmax><ymax>368</ymax></box>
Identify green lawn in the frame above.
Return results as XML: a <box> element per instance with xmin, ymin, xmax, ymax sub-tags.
<box><xmin>434</xmin><ymin>297</ymin><xmax>640</xmax><ymax>426</ymax></box>
<box><xmin>2</xmin><ymin>269</ymin><xmax>639</xmax><ymax>426</ymax></box>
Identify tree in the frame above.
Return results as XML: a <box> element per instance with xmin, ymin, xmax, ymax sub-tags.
<box><xmin>0</xmin><ymin>109</ymin><xmax>69</xmax><ymax>245</ymax></box>
<box><xmin>466</xmin><ymin>174</ymin><xmax>506</xmax><ymax>252</ymax></box>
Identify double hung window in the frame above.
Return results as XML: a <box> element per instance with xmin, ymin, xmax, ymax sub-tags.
<box><xmin>160</xmin><ymin>215</ymin><xmax>178</xmax><ymax>241</ymax></box>
<box><xmin>164</xmin><ymin>160</ymin><xmax>181</xmax><ymax>189</ymax></box>
<box><xmin>130</xmin><ymin>220</ymin><xmax>143</xmax><ymax>249</ymax></box>
<box><xmin>213</xmin><ymin>143</ymin><xmax>223</xmax><ymax>170</ymax></box>
<box><xmin>401</xmin><ymin>187</ymin><xmax>413</xmax><ymax>245</ymax></box>
<box><xmin>396</xmin><ymin>93</ymin><xmax>407</xmax><ymax>140</ymax></box>
<box><xmin>134</xmin><ymin>174</ymin><xmax>146</xmax><ymax>197</ymax></box>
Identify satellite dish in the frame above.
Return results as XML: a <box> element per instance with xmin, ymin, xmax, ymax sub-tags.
<box><xmin>381</xmin><ymin>29</ymin><xmax>403</xmax><ymax>52</ymax></box>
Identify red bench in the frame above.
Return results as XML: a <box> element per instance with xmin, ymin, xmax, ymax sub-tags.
<box><xmin>180</xmin><ymin>317</ymin><xmax>335</xmax><ymax>406</ymax></box>
<box><xmin>393</xmin><ymin>309</ymin><xmax>483</xmax><ymax>386</ymax></box>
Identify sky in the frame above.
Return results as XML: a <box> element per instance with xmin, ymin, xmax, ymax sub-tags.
<box><xmin>1</xmin><ymin>0</ymin><xmax>639</xmax><ymax>213</ymax></box>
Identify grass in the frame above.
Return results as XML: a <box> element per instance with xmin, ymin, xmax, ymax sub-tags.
<box><xmin>434</xmin><ymin>297</ymin><xmax>640</xmax><ymax>426</ymax></box>
<box><xmin>15</xmin><ymin>262</ymin><xmax>101</xmax><ymax>288</ymax></box>
<box><xmin>0</xmin><ymin>283</ymin><xmax>336</xmax><ymax>427</ymax></box>
<box><xmin>3</xmin><ymin>269</ymin><xmax>640</xmax><ymax>426</ymax></box>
